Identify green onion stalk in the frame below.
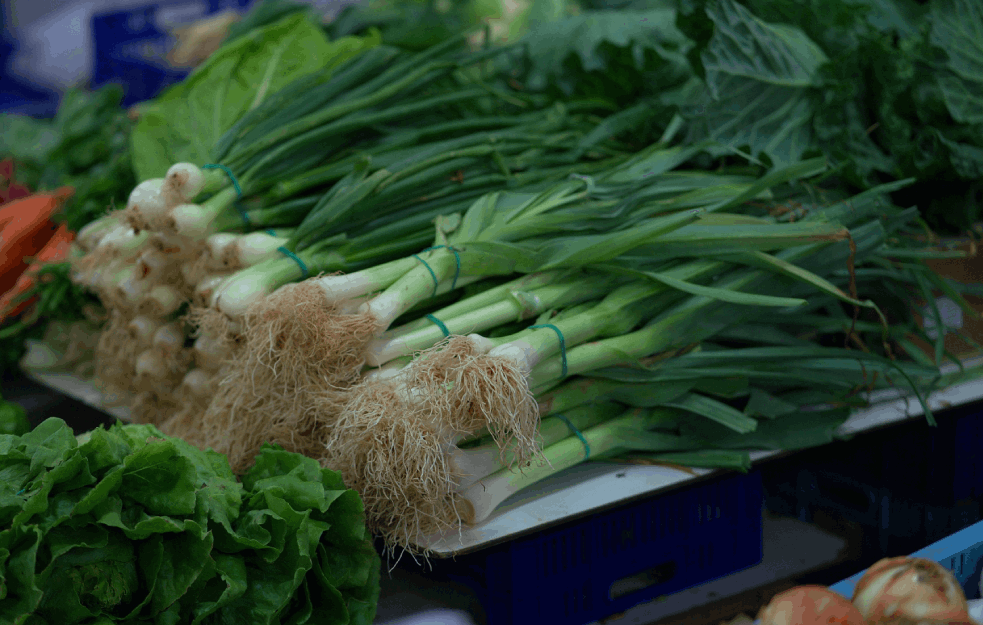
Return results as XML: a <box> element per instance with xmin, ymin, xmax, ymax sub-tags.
<box><xmin>317</xmin><ymin>174</ymin><xmax>960</xmax><ymax>552</ymax></box>
<box><xmin>187</xmin><ymin>147</ymin><xmax>825</xmax><ymax>472</ymax></box>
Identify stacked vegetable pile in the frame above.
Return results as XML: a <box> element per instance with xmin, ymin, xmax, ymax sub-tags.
<box><xmin>57</xmin><ymin>5</ymin><xmax>980</xmax><ymax>553</ymax></box>
<box><xmin>0</xmin><ymin>418</ymin><xmax>380</xmax><ymax>624</ymax></box>
<box><xmin>0</xmin><ymin>85</ymin><xmax>136</xmax><ymax>375</ymax></box>
<box><xmin>67</xmin><ymin>13</ymin><xmax>640</xmax><ymax>423</ymax></box>
<box><xmin>333</xmin><ymin>0</ymin><xmax>983</xmax><ymax>234</ymax></box>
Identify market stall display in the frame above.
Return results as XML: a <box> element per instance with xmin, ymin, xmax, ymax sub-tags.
<box><xmin>2</xmin><ymin>0</ymin><xmax>983</xmax><ymax>622</ymax></box>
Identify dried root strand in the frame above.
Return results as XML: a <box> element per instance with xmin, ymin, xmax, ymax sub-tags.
<box><xmin>197</xmin><ymin>281</ymin><xmax>379</xmax><ymax>472</ymax></box>
<box><xmin>320</xmin><ymin>378</ymin><xmax>469</xmax><ymax>553</ymax></box>
<box><xmin>405</xmin><ymin>336</ymin><xmax>541</xmax><ymax>466</ymax></box>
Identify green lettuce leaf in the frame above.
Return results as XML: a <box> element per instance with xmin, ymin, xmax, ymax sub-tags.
<box><xmin>130</xmin><ymin>13</ymin><xmax>373</xmax><ymax>180</ymax></box>
<box><xmin>0</xmin><ymin>419</ymin><xmax>380</xmax><ymax>625</ymax></box>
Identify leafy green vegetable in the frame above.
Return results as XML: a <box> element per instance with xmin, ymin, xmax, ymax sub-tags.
<box><xmin>0</xmin><ymin>263</ymin><xmax>103</xmax><ymax>377</ymax></box>
<box><xmin>0</xmin><ymin>419</ymin><xmax>380</xmax><ymax>624</ymax></box>
<box><xmin>0</xmin><ymin>84</ymin><xmax>136</xmax><ymax>232</ymax></box>
<box><xmin>130</xmin><ymin>12</ymin><xmax>377</xmax><ymax>180</ymax></box>
<box><xmin>0</xmin><ymin>394</ymin><xmax>29</xmax><ymax>435</ymax></box>
<box><xmin>495</xmin><ymin>0</ymin><xmax>983</xmax><ymax>232</ymax></box>
<box><xmin>683</xmin><ymin>0</ymin><xmax>827</xmax><ymax>167</ymax></box>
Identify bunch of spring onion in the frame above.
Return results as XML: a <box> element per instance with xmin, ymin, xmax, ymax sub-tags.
<box><xmin>69</xmin><ymin>38</ymin><xmax>634</xmax><ymax>427</ymax></box>
<box><xmin>140</xmin><ymin>134</ymin><xmax>960</xmax><ymax>553</ymax></box>
<box><xmin>317</xmin><ymin>176</ymin><xmax>963</xmax><ymax>552</ymax></box>
<box><xmin>173</xmin><ymin>145</ymin><xmax>838</xmax><ymax>469</ymax></box>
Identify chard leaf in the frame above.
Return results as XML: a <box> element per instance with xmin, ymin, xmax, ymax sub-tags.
<box><xmin>686</xmin><ymin>0</ymin><xmax>828</xmax><ymax>166</ymax></box>
<box><xmin>930</xmin><ymin>0</ymin><xmax>983</xmax><ymax>125</ymax></box>
<box><xmin>513</xmin><ymin>7</ymin><xmax>695</xmax><ymax>100</ymax></box>
<box><xmin>130</xmin><ymin>14</ymin><xmax>370</xmax><ymax>180</ymax></box>
<box><xmin>937</xmin><ymin>131</ymin><xmax>983</xmax><ymax>179</ymax></box>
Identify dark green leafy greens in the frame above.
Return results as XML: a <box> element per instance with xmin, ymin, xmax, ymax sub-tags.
<box><xmin>0</xmin><ymin>84</ymin><xmax>136</xmax><ymax>232</ymax></box>
<box><xmin>502</xmin><ymin>0</ymin><xmax>983</xmax><ymax>233</ymax></box>
<box><xmin>0</xmin><ymin>419</ymin><xmax>380</xmax><ymax>624</ymax></box>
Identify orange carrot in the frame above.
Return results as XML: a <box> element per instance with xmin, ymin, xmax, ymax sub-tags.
<box><xmin>0</xmin><ymin>223</ymin><xmax>74</xmax><ymax>322</ymax></box>
<box><xmin>0</xmin><ymin>187</ymin><xmax>74</xmax><ymax>279</ymax></box>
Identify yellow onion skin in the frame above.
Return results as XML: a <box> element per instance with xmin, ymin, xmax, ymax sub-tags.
<box><xmin>757</xmin><ymin>585</ymin><xmax>865</xmax><ymax>625</ymax></box>
<box><xmin>852</xmin><ymin>556</ymin><xmax>975</xmax><ymax>624</ymax></box>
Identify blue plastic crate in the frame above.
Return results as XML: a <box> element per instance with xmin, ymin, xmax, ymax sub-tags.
<box><xmin>830</xmin><ymin>516</ymin><xmax>983</xmax><ymax>602</ymax></box>
<box><xmin>433</xmin><ymin>470</ymin><xmax>763</xmax><ymax>625</ymax></box>
<box><xmin>763</xmin><ymin>402</ymin><xmax>983</xmax><ymax>559</ymax></box>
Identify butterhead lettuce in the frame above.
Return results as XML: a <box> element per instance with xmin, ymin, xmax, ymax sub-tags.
<box><xmin>0</xmin><ymin>418</ymin><xmax>380</xmax><ymax>624</ymax></box>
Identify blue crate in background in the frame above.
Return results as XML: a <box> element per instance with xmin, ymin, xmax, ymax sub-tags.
<box><xmin>432</xmin><ymin>470</ymin><xmax>763</xmax><ymax>625</ymax></box>
<box><xmin>763</xmin><ymin>401</ymin><xmax>983</xmax><ymax>560</ymax></box>
<box><xmin>91</xmin><ymin>6</ymin><xmax>191</xmax><ymax>107</ymax></box>
<box><xmin>830</xmin><ymin>517</ymin><xmax>983</xmax><ymax>602</ymax></box>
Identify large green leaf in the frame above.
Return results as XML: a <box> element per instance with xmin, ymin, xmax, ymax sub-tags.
<box><xmin>130</xmin><ymin>13</ymin><xmax>371</xmax><ymax>180</ymax></box>
<box><xmin>685</xmin><ymin>0</ymin><xmax>829</xmax><ymax>166</ymax></box>
<box><xmin>930</xmin><ymin>0</ymin><xmax>983</xmax><ymax>125</ymax></box>
<box><xmin>514</xmin><ymin>7</ymin><xmax>695</xmax><ymax>97</ymax></box>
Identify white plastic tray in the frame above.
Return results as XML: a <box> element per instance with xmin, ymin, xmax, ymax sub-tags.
<box><xmin>26</xmin><ymin>357</ymin><xmax>983</xmax><ymax>556</ymax></box>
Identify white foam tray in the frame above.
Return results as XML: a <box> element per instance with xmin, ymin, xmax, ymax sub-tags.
<box><xmin>26</xmin><ymin>357</ymin><xmax>983</xmax><ymax>556</ymax></box>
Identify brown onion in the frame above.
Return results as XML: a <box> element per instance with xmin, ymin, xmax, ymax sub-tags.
<box><xmin>758</xmin><ymin>585</ymin><xmax>865</xmax><ymax>625</ymax></box>
<box><xmin>852</xmin><ymin>556</ymin><xmax>974</xmax><ymax>624</ymax></box>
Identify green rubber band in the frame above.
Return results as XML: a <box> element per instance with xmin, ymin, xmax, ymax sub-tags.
<box><xmin>278</xmin><ymin>246</ymin><xmax>309</xmax><ymax>279</ymax></box>
<box><xmin>203</xmin><ymin>164</ymin><xmax>250</xmax><ymax>228</ymax></box>
<box><xmin>413</xmin><ymin>253</ymin><xmax>440</xmax><ymax>297</ymax></box>
<box><xmin>425</xmin><ymin>314</ymin><xmax>451</xmax><ymax>337</ymax></box>
<box><xmin>203</xmin><ymin>164</ymin><xmax>243</xmax><ymax>197</ymax></box>
<box><xmin>422</xmin><ymin>245</ymin><xmax>462</xmax><ymax>291</ymax></box>
<box><xmin>265</xmin><ymin>229</ymin><xmax>277</xmax><ymax>236</ymax></box>
<box><xmin>530</xmin><ymin>323</ymin><xmax>567</xmax><ymax>379</ymax></box>
<box><xmin>234</xmin><ymin>201</ymin><xmax>252</xmax><ymax>229</ymax></box>
<box><xmin>555</xmin><ymin>414</ymin><xmax>590</xmax><ymax>460</ymax></box>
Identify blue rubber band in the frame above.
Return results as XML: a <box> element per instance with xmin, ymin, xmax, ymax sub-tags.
<box><xmin>530</xmin><ymin>323</ymin><xmax>567</xmax><ymax>379</ymax></box>
<box><xmin>425</xmin><ymin>314</ymin><xmax>450</xmax><ymax>337</ymax></box>
<box><xmin>265</xmin><ymin>229</ymin><xmax>278</xmax><ymax>237</ymax></box>
<box><xmin>555</xmin><ymin>414</ymin><xmax>590</xmax><ymax>460</ymax></box>
<box><xmin>278</xmin><ymin>246</ymin><xmax>309</xmax><ymax>279</ymax></box>
<box><xmin>202</xmin><ymin>164</ymin><xmax>243</xmax><ymax>197</ymax></box>
<box><xmin>421</xmin><ymin>245</ymin><xmax>462</xmax><ymax>291</ymax></box>
<box><xmin>16</xmin><ymin>488</ymin><xmax>25</xmax><ymax>496</ymax></box>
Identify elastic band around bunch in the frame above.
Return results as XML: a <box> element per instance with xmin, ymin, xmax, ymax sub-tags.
<box><xmin>278</xmin><ymin>247</ymin><xmax>309</xmax><ymax>279</ymax></box>
<box><xmin>202</xmin><ymin>164</ymin><xmax>250</xmax><ymax>228</ymax></box>
<box><xmin>530</xmin><ymin>323</ymin><xmax>567</xmax><ymax>379</ymax></box>
<box><xmin>421</xmin><ymin>245</ymin><xmax>462</xmax><ymax>291</ymax></box>
<box><xmin>265</xmin><ymin>229</ymin><xmax>278</xmax><ymax>236</ymax></box>
<box><xmin>203</xmin><ymin>164</ymin><xmax>243</xmax><ymax>196</ymax></box>
<box><xmin>412</xmin><ymin>254</ymin><xmax>440</xmax><ymax>297</ymax></box>
<box><xmin>425</xmin><ymin>314</ymin><xmax>451</xmax><ymax>337</ymax></box>
<box><xmin>555</xmin><ymin>414</ymin><xmax>590</xmax><ymax>459</ymax></box>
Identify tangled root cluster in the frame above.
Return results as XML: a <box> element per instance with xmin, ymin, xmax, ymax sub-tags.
<box><xmin>320</xmin><ymin>378</ymin><xmax>475</xmax><ymax>552</ymax></box>
<box><xmin>406</xmin><ymin>336</ymin><xmax>540</xmax><ymax>465</ymax></box>
<box><xmin>198</xmin><ymin>281</ymin><xmax>379</xmax><ymax>472</ymax></box>
<box><xmin>318</xmin><ymin>335</ymin><xmax>541</xmax><ymax>553</ymax></box>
